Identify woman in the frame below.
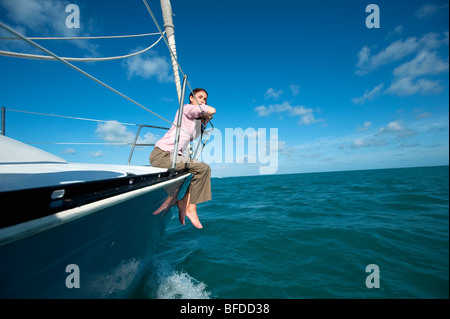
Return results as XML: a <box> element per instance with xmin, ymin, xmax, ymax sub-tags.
<box><xmin>150</xmin><ymin>88</ymin><xmax>216</xmax><ymax>229</ymax></box>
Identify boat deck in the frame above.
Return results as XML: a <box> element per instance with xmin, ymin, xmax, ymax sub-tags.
<box><xmin>0</xmin><ymin>134</ymin><xmax>168</xmax><ymax>192</ymax></box>
<box><xmin>0</xmin><ymin>162</ymin><xmax>167</xmax><ymax>192</ymax></box>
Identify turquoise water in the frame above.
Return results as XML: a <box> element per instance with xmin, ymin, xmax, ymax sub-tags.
<box><xmin>139</xmin><ymin>166</ymin><xmax>449</xmax><ymax>299</ymax></box>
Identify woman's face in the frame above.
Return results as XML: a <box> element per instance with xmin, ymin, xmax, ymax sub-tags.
<box><xmin>191</xmin><ymin>91</ymin><xmax>208</xmax><ymax>105</ymax></box>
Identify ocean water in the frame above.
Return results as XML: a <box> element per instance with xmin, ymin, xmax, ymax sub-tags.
<box><xmin>137</xmin><ymin>165</ymin><xmax>449</xmax><ymax>299</ymax></box>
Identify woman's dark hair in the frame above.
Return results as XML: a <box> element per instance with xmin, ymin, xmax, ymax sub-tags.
<box><xmin>189</xmin><ymin>88</ymin><xmax>208</xmax><ymax>104</ymax></box>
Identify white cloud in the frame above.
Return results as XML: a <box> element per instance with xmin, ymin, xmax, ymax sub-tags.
<box><xmin>289</xmin><ymin>84</ymin><xmax>300</xmax><ymax>97</ymax></box>
<box><xmin>386</xmin><ymin>77</ymin><xmax>443</xmax><ymax>96</ymax></box>
<box><xmin>385</xmin><ymin>50</ymin><xmax>448</xmax><ymax>95</ymax></box>
<box><xmin>352</xmin><ymin>83</ymin><xmax>384</xmax><ymax>105</ymax></box>
<box><xmin>415</xmin><ymin>3</ymin><xmax>449</xmax><ymax>19</ymax></box>
<box><xmin>255</xmin><ymin>101</ymin><xmax>309</xmax><ymax>116</ymax></box>
<box><xmin>0</xmin><ymin>0</ymin><xmax>99</xmax><ymax>54</ymax></box>
<box><xmin>254</xmin><ymin>101</ymin><xmax>321</xmax><ymax>125</ymax></box>
<box><xmin>350</xmin><ymin>120</ymin><xmax>416</xmax><ymax>149</ymax></box>
<box><xmin>96</xmin><ymin>121</ymin><xmax>134</xmax><ymax>144</ymax></box>
<box><xmin>355</xmin><ymin>39</ymin><xmax>418</xmax><ymax>75</ymax></box>
<box><xmin>298</xmin><ymin>112</ymin><xmax>315</xmax><ymax>125</ymax></box>
<box><xmin>377</xmin><ymin>121</ymin><xmax>404</xmax><ymax>134</ymax></box>
<box><xmin>1</xmin><ymin>0</ymin><xmax>65</xmax><ymax>33</ymax></box>
<box><xmin>89</xmin><ymin>150</ymin><xmax>104</xmax><ymax>158</ymax></box>
<box><xmin>376</xmin><ymin>121</ymin><xmax>416</xmax><ymax>138</ymax></box>
<box><xmin>388</xmin><ymin>26</ymin><xmax>404</xmax><ymax>37</ymax></box>
<box><xmin>62</xmin><ymin>147</ymin><xmax>76</xmax><ymax>155</ymax></box>
<box><xmin>356</xmin><ymin>121</ymin><xmax>372</xmax><ymax>132</ymax></box>
<box><xmin>355</xmin><ymin>32</ymin><xmax>447</xmax><ymax>75</ymax></box>
<box><xmin>351</xmin><ymin>137</ymin><xmax>366</xmax><ymax>148</ymax></box>
<box><xmin>276</xmin><ymin>115</ymin><xmax>448</xmax><ymax>174</ymax></box>
<box><xmin>140</xmin><ymin>132</ymin><xmax>159</xmax><ymax>145</ymax></box>
<box><xmin>355</xmin><ymin>50</ymin><xmax>448</xmax><ymax>99</ymax></box>
<box><xmin>95</xmin><ymin>120</ymin><xmax>160</xmax><ymax>145</ymax></box>
<box><xmin>254</xmin><ymin>105</ymin><xmax>270</xmax><ymax>117</ymax></box>
<box><xmin>123</xmin><ymin>51</ymin><xmax>172</xmax><ymax>83</ymax></box>
<box><xmin>264</xmin><ymin>88</ymin><xmax>283</xmax><ymax>99</ymax></box>
<box><xmin>255</xmin><ymin>102</ymin><xmax>289</xmax><ymax>116</ymax></box>
<box><xmin>350</xmin><ymin>137</ymin><xmax>387</xmax><ymax>149</ymax></box>
<box><xmin>354</xmin><ymin>31</ymin><xmax>448</xmax><ymax>99</ymax></box>
<box><xmin>415</xmin><ymin>112</ymin><xmax>431</xmax><ymax>120</ymax></box>
<box><xmin>392</xmin><ymin>50</ymin><xmax>449</xmax><ymax>78</ymax></box>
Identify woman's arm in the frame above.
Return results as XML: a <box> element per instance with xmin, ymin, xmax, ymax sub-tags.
<box><xmin>185</xmin><ymin>104</ymin><xmax>215</xmax><ymax>120</ymax></box>
<box><xmin>200</xmin><ymin>106</ymin><xmax>216</xmax><ymax>127</ymax></box>
<box><xmin>205</xmin><ymin>106</ymin><xmax>216</xmax><ymax>119</ymax></box>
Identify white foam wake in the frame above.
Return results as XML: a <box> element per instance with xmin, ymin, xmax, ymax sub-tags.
<box><xmin>143</xmin><ymin>259</ymin><xmax>211</xmax><ymax>299</ymax></box>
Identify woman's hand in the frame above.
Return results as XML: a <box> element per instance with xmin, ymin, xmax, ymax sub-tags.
<box><xmin>200</xmin><ymin>106</ymin><xmax>215</xmax><ymax>125</ymax></box>
<box><xmin>206</xmin><ymin>106</ymin><xmax>216</xmax><ymax>118</ymax></box>
<box><xmin>201</xmin><ymin>115</ymin><xmax>212</xmax><ymax>126</ymax></box>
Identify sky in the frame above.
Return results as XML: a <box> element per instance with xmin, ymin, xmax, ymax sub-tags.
<box><xmin>0</xmin><ymin>0</ymin><xmax>448</xmax><ymax>177</ymax></box>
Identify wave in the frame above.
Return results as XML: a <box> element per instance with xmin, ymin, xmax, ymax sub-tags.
<box><xmin>138</xmin><ymin>258</ymin><xmax>211</xmax><ymax>299</ymax></box>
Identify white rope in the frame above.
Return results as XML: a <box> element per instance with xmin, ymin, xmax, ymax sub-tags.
<box><xmin>0</xmin><ymin>33</ymin><xmax>164</xmax><ymax>61</ymax></box>
<box><xmin>0</xmin><ymin>32</ymin><xmax>161</xmax><ymax>40</ymax></box>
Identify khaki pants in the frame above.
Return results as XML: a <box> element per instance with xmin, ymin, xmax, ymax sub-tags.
<box><xmin>150</xmin><ymin>147</ymin><xmax>212</xmax><ymax>205</ymax></box>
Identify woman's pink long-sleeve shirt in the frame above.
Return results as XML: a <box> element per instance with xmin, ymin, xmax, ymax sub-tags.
<box><xmin>155</xmin><ymin>104</ymin><xmax>209</xmax><ymax>155</ymax></box>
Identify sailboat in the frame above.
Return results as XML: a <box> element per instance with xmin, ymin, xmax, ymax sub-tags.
<box><xmin>0</xmin><ymin>0</ymin><xmax>210</xmax><ymax>298</ymax></box>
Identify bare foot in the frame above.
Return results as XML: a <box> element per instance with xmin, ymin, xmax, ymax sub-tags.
<box><xmin>153</xmin><ymin>194</ymin><xmax>177</xmax><ymax>215</ymax></box>
<box><xmin>186</xmin><ymin>204</ymin><xmax>203</xmax><ymax>229</ymax></box>
<box><xmin>178</xmin><ymin>202</ymin><xmax>187</xmax><ymax>225</ymax></box>
<box><xmin>177</xmin><ymin>192</ymin><xmax>190</xmax><ymax>225</ymax></box>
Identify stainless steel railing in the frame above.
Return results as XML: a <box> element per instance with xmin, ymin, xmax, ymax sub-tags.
<box><xmin>1</xmin><ymin>103</ymin><xmax>214</xmax><ymax>166</ymax></box>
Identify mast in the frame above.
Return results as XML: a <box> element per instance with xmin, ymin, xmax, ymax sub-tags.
<box><xmin>160</xmin><ymin>0</ymin><xmax>182</xmax><ymax>104</ymax></box>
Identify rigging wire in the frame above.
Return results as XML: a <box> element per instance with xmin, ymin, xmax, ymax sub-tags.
<box><xmin>0</xmin><ymin>2</ymin><xmax>210</xmax><ymax>138</ymax></box>
<box><xmin>3</xmin><ymin>108</ymin><xmax>162</xmax><ymax>147</ymax></box>
<box><xmin>4</xmin><ymin>108</ymin><xmax>169</xmax><ymax>129</ymax></box>
<box><xmin>0</xmin><ymin>33</ymin><xmax>165</xmax><ymax>61</ymax></box>
<box><xmin>0</xmin><ymin>32</ymin><xmax>161</xmax><ymax>40</ymax></box>
<box><xmin>0</xmin><ymin>21</ymin><xmax>174</xmax><ymax>127</ymax></box>
<box><xmin>29</xmin><ymin>142</ymin><xmax>155</xmax><ymax>146</ymax></box>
